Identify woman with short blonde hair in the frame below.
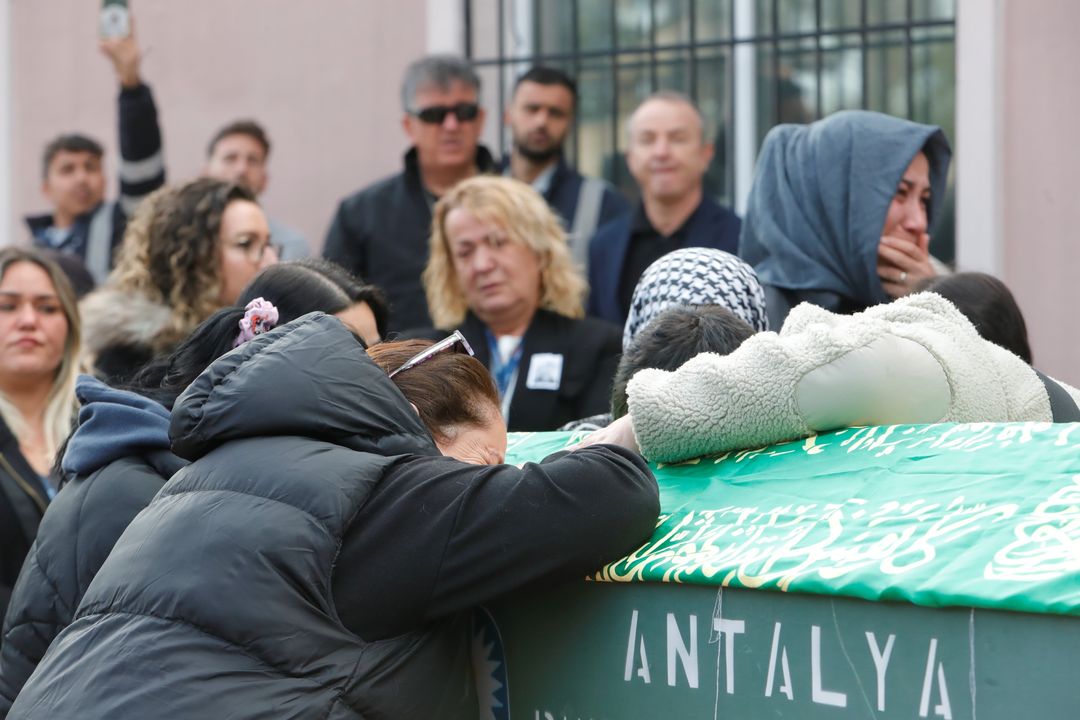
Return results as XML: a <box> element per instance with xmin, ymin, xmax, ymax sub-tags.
<box><xmin>422</xmin><ymin>176</ymin><xmax>620</xmax><ymax>431</ymax></box>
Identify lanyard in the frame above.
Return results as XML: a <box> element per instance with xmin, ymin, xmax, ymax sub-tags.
<box><xmin>485</xmin><ymin>330</ymin><xmax>523</xmax><ymax>418</ymax></box>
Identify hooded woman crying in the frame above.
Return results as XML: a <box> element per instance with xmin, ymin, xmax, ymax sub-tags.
<box><xmin>739</xmin><ymin>110</ymin><xmax>951</xmax><ymax>330</ymax></box>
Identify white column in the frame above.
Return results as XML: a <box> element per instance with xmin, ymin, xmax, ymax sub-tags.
<box><xmin>427</xmin><ymin>0</ymin><xmax>465</xmax><ymax>54</ymax></box>
<box><xmin>0</xmin><ymin>0</ymin><xmax>12</xmax><ymax>245</ymax></box>
<box><xmin>733</xmin><ymin>0</ymin><xmax>757</xmax><ymax>216</ymax></box>
<box><xmin>955</xmin><ymin>0</ymin><xmax>1004</xmax><ymax>273</ymax></box>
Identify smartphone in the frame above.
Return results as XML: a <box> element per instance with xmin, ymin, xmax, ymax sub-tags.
<box><xmin>100</xmin><ymin>0</ymin><xmax>130</xmax><ymax>39</ymax></box>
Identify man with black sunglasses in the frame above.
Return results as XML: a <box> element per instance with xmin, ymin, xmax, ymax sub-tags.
<box><xmin>324</xmin><ymin>55</ymin><xmax>496</xmax><ymax>333</ymax></box>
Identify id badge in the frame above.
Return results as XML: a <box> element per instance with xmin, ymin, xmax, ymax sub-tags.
<box><xmin>525</xmin><ymin>353</ymin><xmax>563</xmax><ymax>391</ymax></box>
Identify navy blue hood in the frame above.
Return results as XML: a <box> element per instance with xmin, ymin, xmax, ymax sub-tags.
<box><xmin>61</xmin><ymin>375</ymin><xmax>173</xmax><ymax>476</ymax></box>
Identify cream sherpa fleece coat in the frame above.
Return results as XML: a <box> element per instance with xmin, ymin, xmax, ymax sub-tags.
<box><xmin>627</xmin><ymin>293</ymin><xmax>1080</xmax><ymax>463</ymax></box>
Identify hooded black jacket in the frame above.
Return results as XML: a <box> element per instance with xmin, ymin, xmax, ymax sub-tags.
<box><xmin>0</xmin><ymin>377</ymin><xmax>185</xmax><ymax>716</ymax></box>
<box><xmin>9</xmin><ymin>313</ymin><xmax>658</xmax><ymax>719</ymax></box>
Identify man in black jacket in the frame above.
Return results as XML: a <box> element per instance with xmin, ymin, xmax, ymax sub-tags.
<box><xmin>25</xmin><ymin>27</ymin><xmax>164</xmax><ymax>285</ymax></box>
<box><xmin>502</xmin><ymin>67</ymin><xmax>628</xmax><ymax>271</ymax></box>
<box><xmin>323</xmin><ymin>55</ymin><xmax>496</xmax><ymax>333</ymax></box>
<box><xmin>587</xmin><ymin>92</ymin><xmax>741</xmax><ymax>327</ymax></box>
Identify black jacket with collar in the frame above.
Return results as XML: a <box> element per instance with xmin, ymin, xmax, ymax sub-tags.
<box><xmin>0</xmin><ymin>420</ymin><xmax>48</xmax><ymax>632</ymax></box>
<box><xmin>323</xmin><ymin>146</ymin><xmax>497</xmax><ymax>333</ymax></box>
<box><xmin>457</xmin><ymin>308</ymin><xmax>623</xmax><ymax>432</ymax></box>
<box><xmin>9</xmin><ymin>313</ymin><xmax>658</xmax><ymax>720</ymax></box>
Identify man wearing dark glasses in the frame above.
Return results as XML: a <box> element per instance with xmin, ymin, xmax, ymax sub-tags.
<box><xmin>324</xmin><ymin>55</ymin><xmax>496</xmax><ymax>333</ymax></box>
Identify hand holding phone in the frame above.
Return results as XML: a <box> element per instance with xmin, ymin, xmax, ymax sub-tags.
<box><xmin>100</xmin><ymin>0</ymin><xmax>130</xmax><ymax>39</ymax></box>
<box><xmin>99</xmin><ymin>1</ymin><xmax>140</xmax><ymax>89</ymax></box>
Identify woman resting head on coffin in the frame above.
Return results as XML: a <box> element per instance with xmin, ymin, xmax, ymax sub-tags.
<box><xmin>9</xmin><ymin>313</ymin><xmax>659</xmax><ymax>720</ymax></box>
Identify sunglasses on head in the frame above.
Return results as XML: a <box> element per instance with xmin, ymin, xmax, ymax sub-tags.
<box><xmin>410</xmin><ymin>102</ymin><xmax>481</xmax><ymax>125</ymax></box>
<box><xmin>388</xmin><ymin>330</ymin><xmax>475</xmax><ymax>379</ymax></box>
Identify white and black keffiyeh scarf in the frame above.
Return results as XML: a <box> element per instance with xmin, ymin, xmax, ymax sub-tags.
<box><xmin>622</xmin><ymin>247</ymin><xmax>769</xmax><ymax>350</ymax></box>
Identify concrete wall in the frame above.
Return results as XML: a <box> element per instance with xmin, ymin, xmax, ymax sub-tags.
<box><xmin>7</xmin><ymin>2</ymin><xmax>1076</xmax><ymax>383</ymax></box>
<box><xmin>1000</xmin><ymin>0</ymin><xmax>1080</xmax><ymax>384</ymax></box>
<box><xmin>9</xmin><ymin>0</ymin><xmax>428</xmax><ymax>251</ymax></box>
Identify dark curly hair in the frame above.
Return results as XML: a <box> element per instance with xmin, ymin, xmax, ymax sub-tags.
<box><xmin>109</xmin><ymin>178</ymin><xmax>258</xmax><ymax>350</ymax></box>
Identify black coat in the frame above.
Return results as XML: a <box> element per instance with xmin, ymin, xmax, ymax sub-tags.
<box><xmin>9</xmin><ymin>313</ymin><xmax>658</xmax><ymax>719</ymax></box>
<box><xmin>0</xmin><ymin>421</ymin><xmax>47</xmax><ymax>630</ymax></box>
<box><xmin>323</xmin><ymin>146</ymin><xmax>497</xmax><ymax>333</ymax></box>
<box><xmin>457</xmin><ymin>309</ymin><xmax>623</xmax><ymax>432</ymax></box>
<box><xmin>542</xmin><ymin>159</ymin><xmax>629</xmax><ymax>234</ymax></box>
<box><xmin>0</xmin><ymin>446</ymin><xmax>184</xmax><ymax>716</ymax></box>
<box><xmin>587</xmin><ymin>196</ymin><xmax>742</xmax><ymax>326</ymax></box>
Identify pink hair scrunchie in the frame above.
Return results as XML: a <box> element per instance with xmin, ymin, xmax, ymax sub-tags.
<box><xmin>233</xmin><ymin>297</ymin><xmax>280</xmax><ymax>348</ymax></box>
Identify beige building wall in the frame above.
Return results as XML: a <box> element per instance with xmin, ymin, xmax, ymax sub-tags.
<box><xmin>10</xmin><ymin>0</ymin><xmax>429</xmax><ymax>251</ymax></box>
<box><xmin>7</xmin><ymin>2</ymin><xmax>1076</xmax><ymax>383</ymax></box>
<box><xmin>1000</xmin><ymin>0</ymin><xmax>1080</xmax><ymax>384</ymax></box>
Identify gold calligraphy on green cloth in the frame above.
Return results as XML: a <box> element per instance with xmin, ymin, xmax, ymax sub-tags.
<box><xmin>506</xmin><ymin>423</ymin><xmax>1080</xmax><ymax>616</ymax></box>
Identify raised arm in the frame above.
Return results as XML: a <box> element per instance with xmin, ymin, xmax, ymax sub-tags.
<box><xmin>100</xmin><ymin>19</ymin><xmax>165</xmax><ymax>218</ymax></box>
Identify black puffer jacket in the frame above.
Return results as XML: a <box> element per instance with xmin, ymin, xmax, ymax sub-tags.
<box><xmin>0</xmin><ymin>377</ymin><xmax>185</xmax><ymax>716</ymax></box>
<box><xmin>9</xmin><ymin>313</ymin><xmax>659</xmax><ymax>719</ymax></box>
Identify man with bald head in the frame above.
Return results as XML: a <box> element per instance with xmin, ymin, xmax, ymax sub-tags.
<box><xmin>587</xmin><ymin>92</ymin><xmax>741</xmax><ymax>326</ymax></box>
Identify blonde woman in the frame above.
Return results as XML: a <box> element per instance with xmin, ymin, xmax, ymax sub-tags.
<box><xmin>80</xmin><ymin>178</ymin><xmax>278</xmax><ymax>382</ymax></box>
<box><xmin>424</xmin><ymin>175</ymin><xmax>621</xmax><ymax>431</ymax></box>
<box><xmin>0</xmin><ymin>248</ymin><xmax>80</xmax><ymax>620</ymax></box>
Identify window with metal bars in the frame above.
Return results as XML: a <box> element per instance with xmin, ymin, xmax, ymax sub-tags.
<box><xmin>465</xmin><ymin>0</ymin><xmax>956</xmax><ymax>259</ymax></box>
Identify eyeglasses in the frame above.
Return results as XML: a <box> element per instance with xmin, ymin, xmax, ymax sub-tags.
<box><xmin>388</xmin><ymin>330</ymin><xmax>475</xmax><ymax>378</ymax></box>
<box><xmin>409</xmin><ymin>102</ymin><xmax>481</xmax><ymax>125</ymax></box>
<box><xmin>229</xmin><ymin>239</ymin><xmax>281</xmax><ymax>264</ymax></box>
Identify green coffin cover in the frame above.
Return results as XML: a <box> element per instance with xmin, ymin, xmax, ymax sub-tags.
<box><xmin>505</xmin><ymin>422</ymin><xmax>1080</xmax><ymax>617</ymax></box>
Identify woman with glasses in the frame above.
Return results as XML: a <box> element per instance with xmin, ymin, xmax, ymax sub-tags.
<box><xmin>0</xmin><ymin>248</ymin><xmax>80</xmax><ymax>629</ymax></box>
<box><xmin>79</xmin><ymin>177</ymin><xmax>278</xmax><ymax>383</ymax></box>
<box><xmin>0</xmin><ymin>259</ymin><xmax>385</xmax><ymax>708</ymax></box>
<box><xmin>424</xmin><ymin>175</ymin><xmax>622</xmax><ymax>431</ymax></box>
<box><xmin>8</xmin><ymin>312</ymin><xmax>659</xmax><ymax>720</ymax></box>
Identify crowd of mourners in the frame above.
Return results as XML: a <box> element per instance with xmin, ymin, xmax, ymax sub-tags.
<box><xmin>0</xmin><ymin>20</ymin><xmax>1076</xmax><ymax>720</ymax></box>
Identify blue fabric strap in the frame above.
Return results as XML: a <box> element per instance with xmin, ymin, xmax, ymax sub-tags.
<box><xmin>485</xmin><ymin>329</ymin><xmax>523</xmax><ymax>400</ymax></box>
